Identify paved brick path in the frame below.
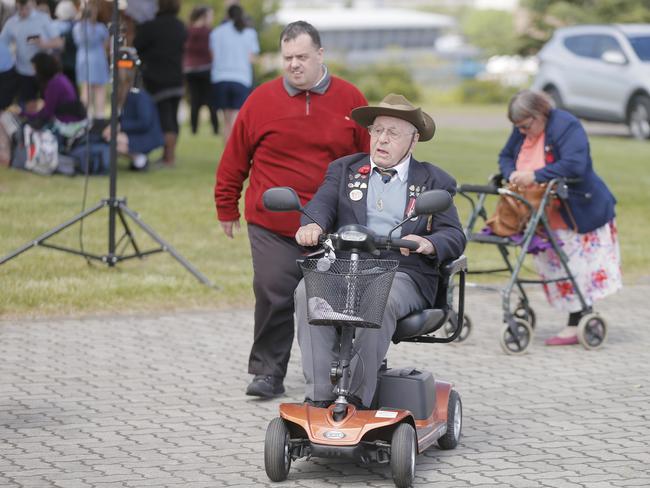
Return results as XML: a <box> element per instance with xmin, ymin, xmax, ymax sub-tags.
<box><xmin>1</xmin><ymin>285</ymin><xmax>649</xmax><ymax>487</ymax></box>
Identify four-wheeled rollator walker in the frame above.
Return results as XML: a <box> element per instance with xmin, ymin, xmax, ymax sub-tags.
<box><xmin>261</xmin><ymin>187</ymin><xmax>467</xmax><ymax>488</ymax></box>
<box><xmin>457</xmin><ymin>174</ymin><xmax>608</xmax><ymax>354</ymax></box>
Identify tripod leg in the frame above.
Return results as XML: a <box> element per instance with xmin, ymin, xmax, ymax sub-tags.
<box><xmin>0</xmin><ymin>200</ymin><xmax>108</xmax><ymax>265</ymax></box>
<box><xmin>116</xmin><ymin>206</ymin><xmax>142</xmax><ymax>256</ymax></box>
<box><xmin>118</xmin><ymin>203</ymin><xmax>215</xmax><ymax>287</ymax></box>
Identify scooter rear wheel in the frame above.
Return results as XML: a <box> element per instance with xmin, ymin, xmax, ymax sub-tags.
<box><xmin>264</xmin><ymin>417</ymin><xmax>291</xmax><ymax>481</ymax></box>
<box><xmin>438</xmin><ymin>389</ymin><xmax>462</xmax><ymax>450</ymax></box>
<box><xmin>444</xmin><ymin>313</ymin><xmax>472</xmax><ymax>342</ymax></box>
<box><xmin>391</xmin><ymin>423</ymin><xmax>416</xmax><ymax>488</ymax></box>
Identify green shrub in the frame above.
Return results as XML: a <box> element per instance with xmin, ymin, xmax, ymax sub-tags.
<box><xmin>330</xmin><ymin>64</ymin><xmax>420</xmax><ymax>102</ymax></box>
<box><xmin>455</xmin><ymin>79</ymin><xmax>518</xmax><ymax>104</ymax></box>
<box><xmin>252</xmin><ymin>62</ymin><xmax>420</xmax><ymax>103</ymax></box>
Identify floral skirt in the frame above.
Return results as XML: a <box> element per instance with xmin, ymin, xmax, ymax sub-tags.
<box><xmin>533</xmin><ymin>220</ymin><xmax>622</xmax><ymax>313</ymax></box>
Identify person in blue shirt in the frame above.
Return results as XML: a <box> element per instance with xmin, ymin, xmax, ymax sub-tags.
<box><xmin>0</xmin><ymin>35</ymin><xmax>17</xmax><ymax>110</ymax></box>
<box><xmin>73</xmin><ymin>2</ymin><xmax>109</xmax><ymax>118</ymax></box>
<box><xmin>209</xmin><ymin>4</ymin><xmax>259</xmax><ymax>141</ymax></box>
<box><xmin>0</xmin><ymin>0</ymin><xmax>62</xmax><ymax>112</ymax></box>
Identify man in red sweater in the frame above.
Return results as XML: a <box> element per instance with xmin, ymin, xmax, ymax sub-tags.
<box><xmin>214</xmin><ymin>21</ymin><xmax>370</xmax><ymax>398</ymax></box>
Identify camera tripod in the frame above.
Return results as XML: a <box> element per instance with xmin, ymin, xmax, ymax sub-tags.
<box><xmin>0</xmin><ymin>0</ymin><xmax>213</xmax><ymax>287</ymax></box>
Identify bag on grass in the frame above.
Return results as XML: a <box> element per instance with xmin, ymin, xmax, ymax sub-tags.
<box><xmin>24</xmin><ymin>125</ymin><xmax>59</xmax><ymax>175</ymax></box>
<box><xmin>486</xmin><ymin>183</ymin><xmax>547</xmax><ymax>237</ymax></box>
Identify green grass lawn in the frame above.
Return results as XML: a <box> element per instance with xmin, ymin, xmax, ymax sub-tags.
<box><xmin>1</xmin><ymin>108</ymin><xmax>648</xmax><ymax>318</ymax></box>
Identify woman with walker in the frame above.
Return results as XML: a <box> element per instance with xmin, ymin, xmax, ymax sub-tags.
<box><xmin>498</xmin><ymin>89</ymin><xmax>622</xmax><ymax>347</ymax></box>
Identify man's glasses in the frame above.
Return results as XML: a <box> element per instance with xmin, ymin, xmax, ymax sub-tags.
<box><xmin>368</xmin><ymin>125</ymin><xmax>415</xmax><ymax>140</ymax></box>
<box><xmin>515</xmin><ymin>118</ymin><xmax>535</xmax><ymax>131</ymax></box>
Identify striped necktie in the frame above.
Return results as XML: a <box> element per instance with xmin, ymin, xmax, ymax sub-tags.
<box><xmin>374</xmin><ymin>167</ymin><xmax>397</xmax><ymax>184</ymax></box>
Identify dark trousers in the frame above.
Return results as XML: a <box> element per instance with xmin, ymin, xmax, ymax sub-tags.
<box><xmin>247</xmin><ymin>224</ymin><xmax>304</xmax><ymax>378</ymax></box>
<box><xmin>185</xmin><ymin>70</ymin><xmax>218</xmax><ymax>135</ymax></box>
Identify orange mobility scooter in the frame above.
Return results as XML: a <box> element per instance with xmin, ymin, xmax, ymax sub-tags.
<box><xmin>261</xmin><ymin>187</ymin><xmax>467</xmax><ymax>488</ymax></box>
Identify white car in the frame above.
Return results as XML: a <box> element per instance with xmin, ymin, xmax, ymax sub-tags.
<box><xmin>532</xmin><ymin>24</ymin><xmax>650</xmax><ymax>139</ymax></box>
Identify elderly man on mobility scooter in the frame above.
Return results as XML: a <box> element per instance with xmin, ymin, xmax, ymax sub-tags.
<box><xmin>263</xmin><ymin>94</ymin><xmax>467</xmax><ymax>487</ymax></box>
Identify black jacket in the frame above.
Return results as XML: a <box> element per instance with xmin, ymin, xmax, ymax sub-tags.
<box><xmin>134</xmin><ymin>14</ymin><xmax>187</xmax><ymax>92</ymax></box>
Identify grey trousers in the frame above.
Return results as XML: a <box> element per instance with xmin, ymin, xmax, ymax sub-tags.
<box><xmin>295</xmin><ymin>272</ymin><xmax>428</xmax><ymax>407</ymax></box>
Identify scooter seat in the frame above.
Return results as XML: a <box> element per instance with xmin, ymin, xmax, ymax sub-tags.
<box><xmin>394</xmin><ymin>308</ymin><xmax>447</xmax><ymax>341</ymax></box>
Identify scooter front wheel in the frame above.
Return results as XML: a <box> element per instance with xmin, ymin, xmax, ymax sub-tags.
<box><xmin>391</xmin><ymin>422</ymin><xmax>416</xmax><ymax>488</ymax></box>
<box><xmin>264</xmin><ymin>417</ymin><xmax>291</xmax><ymax>481</ymax></box>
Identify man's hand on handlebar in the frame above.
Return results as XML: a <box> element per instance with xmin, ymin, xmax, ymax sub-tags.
<box><xmin>220</xmin><ymin>220</ymin><xmax>241</xmax><ymax>239</ymax></box>
<box><xmin>296</xmin><ymin>223</ymin><xmax>323</xmax><ymax>247</ymax></box>
<box><xmin>400</xmin><ymin>235</ymin><xmax>435</xmax><ymax>256</ymax></box>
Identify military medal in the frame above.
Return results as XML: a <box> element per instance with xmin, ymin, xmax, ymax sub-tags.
<box><xmin>350</xmin><ymin>189</ymin><xmax>363</xmax><ymax>201</ymax></box>
<box><xmin>405</xmin><ymin>197</ymin><xmax>416</xmax><ymax>218</ymax></box>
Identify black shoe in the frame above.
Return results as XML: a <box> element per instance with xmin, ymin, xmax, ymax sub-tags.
<box><xmin>246</xmin><ymin>375</ymin><xmax>285</xmax><ymax>398</ymax></box>
<box><xmin>304</xmin><ymin>398</ymin><xmax>332</xmax><ymax>409</ymax></box>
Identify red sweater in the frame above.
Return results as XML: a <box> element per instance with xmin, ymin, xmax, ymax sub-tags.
<box><xmin>214</xmin><ymin>76</ymin><xmax>370</xmax><ymax>237</ymax></box>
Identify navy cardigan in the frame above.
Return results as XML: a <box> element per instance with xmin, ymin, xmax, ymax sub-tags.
<box><xmin>120</xmin><ymin>90</ymin><xmax>164</xmax><ymax>155</ymax></box>
<box><xmin>498</xmin><ymin>109</ymin><xmax>616</xmax><ymax>234</ymax></box>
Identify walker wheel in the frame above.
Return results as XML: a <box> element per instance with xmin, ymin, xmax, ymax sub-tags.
<box><xmin>500</xmin><ymin>318</ymin><xmax>533</xmax><ymax>355</ymax></box>
<box><xmin>577</xmin><ymin>313</ymin><xmax>608</xmax><ymax>350</ymax></box>
<box><xmin>438</xmin><ymin>389</ymin><xmax>462</xmax><ymax>450</ymax></box>
<box><xmin>264</xmin><ymin>417</ymin><xmax>291</xmax><ymax>482</ymax></box>
<box><xmin>391</xmin><ymin>423</ymin><xmax>417</xmax><ymax>488</ymax></box>
<box><xmin>514</xmin><ymin>302</ymin><xmax>536</xmax><ymax>329</ymax></box>
<box><xmin>444</xmin><ymin>313</ymin><xmax>472</xmax><ymax>342</ymax></box>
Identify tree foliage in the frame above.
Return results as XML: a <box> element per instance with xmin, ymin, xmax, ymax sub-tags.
<box><xmin>521</xmin><ymin>0</ymin><xmax>650</xmax><ymax>51</ymax></box>
<box><xmin>461</xmin><ymin>9</ymin><xmax>519</xmax><ymax>56</ymax></box>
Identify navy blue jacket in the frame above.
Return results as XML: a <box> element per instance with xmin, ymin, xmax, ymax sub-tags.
<box><xmin>498</xmin><ymin>109</ymin><xmax>616</xmax><ymax>234</ymax></box>
<box><xmin>301</xmin><ymin>153</ymin><xmax>466</xmax><ymax>307</ymax></box>
<box><xmin>120</xmin><ymin>90</ymin><xmax>164</xmax><ymax>155</ymax></box>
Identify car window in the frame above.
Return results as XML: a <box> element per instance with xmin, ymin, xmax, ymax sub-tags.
<box><xmin>594</xmin><ymin>35</ymin><xmax>624</xmax><ymax>58</ymax></box>
<box><xmin>628</xmin><ymin>35</ymin><xmax>650</xmax><ymax>61</ymax></box>
<box><xmin>563</xmin><ymin>34</ymin><xmax>624</xmax><ymax>60</ymax></box>
<box><xmin>564</xmin><ymin>35</ymin><xmax>598</xmax><ymax>58</ymax></box>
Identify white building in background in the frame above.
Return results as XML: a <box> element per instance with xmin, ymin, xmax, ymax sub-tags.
<box><xmin>281</xmin><ymin>1</ymin><xmax>518</xmax><ymax>11</ymax></box>
<box><xmin>275</xmin><ymin>6</ymin><xmax>454</xmax><ymax>54</ymax></box>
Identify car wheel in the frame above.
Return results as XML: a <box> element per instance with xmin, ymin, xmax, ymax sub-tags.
<box><xmin>628</xmin><ymin>95</ymin><xmax>650</xmax><ymax>140</ymax></box>
<box><xmin>545</xmin><ymin>86</ymin><xmax>564</xmax><ymax>109</ymax></box>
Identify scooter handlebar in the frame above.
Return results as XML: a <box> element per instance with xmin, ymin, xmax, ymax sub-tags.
<box><xmin>318</xmin><ymin>233</ymin><xmax>420</xmax><ymax>252</ymax></box>
<box><xmin>376</xmin><ymin>236</ymin><xmax>420</xmax><ymax>251</ymax></box>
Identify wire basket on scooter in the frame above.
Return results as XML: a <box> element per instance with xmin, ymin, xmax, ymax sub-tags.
<box><xmin>300</xmin><ymin>259</ymin><xmax>399</xmax><ymax>328</ymax></box>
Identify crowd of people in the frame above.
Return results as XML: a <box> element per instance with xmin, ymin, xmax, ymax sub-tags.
<box><xmin>0</xmin><ymin>0</ymin><xmax>260</xmax><ymax>172</ymax></box>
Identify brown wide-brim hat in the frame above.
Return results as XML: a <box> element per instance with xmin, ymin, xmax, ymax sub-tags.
<box><xmin>350</xmin><ymin>93</ymin><xmax>436</xmax><ymax>142</ymax></box>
